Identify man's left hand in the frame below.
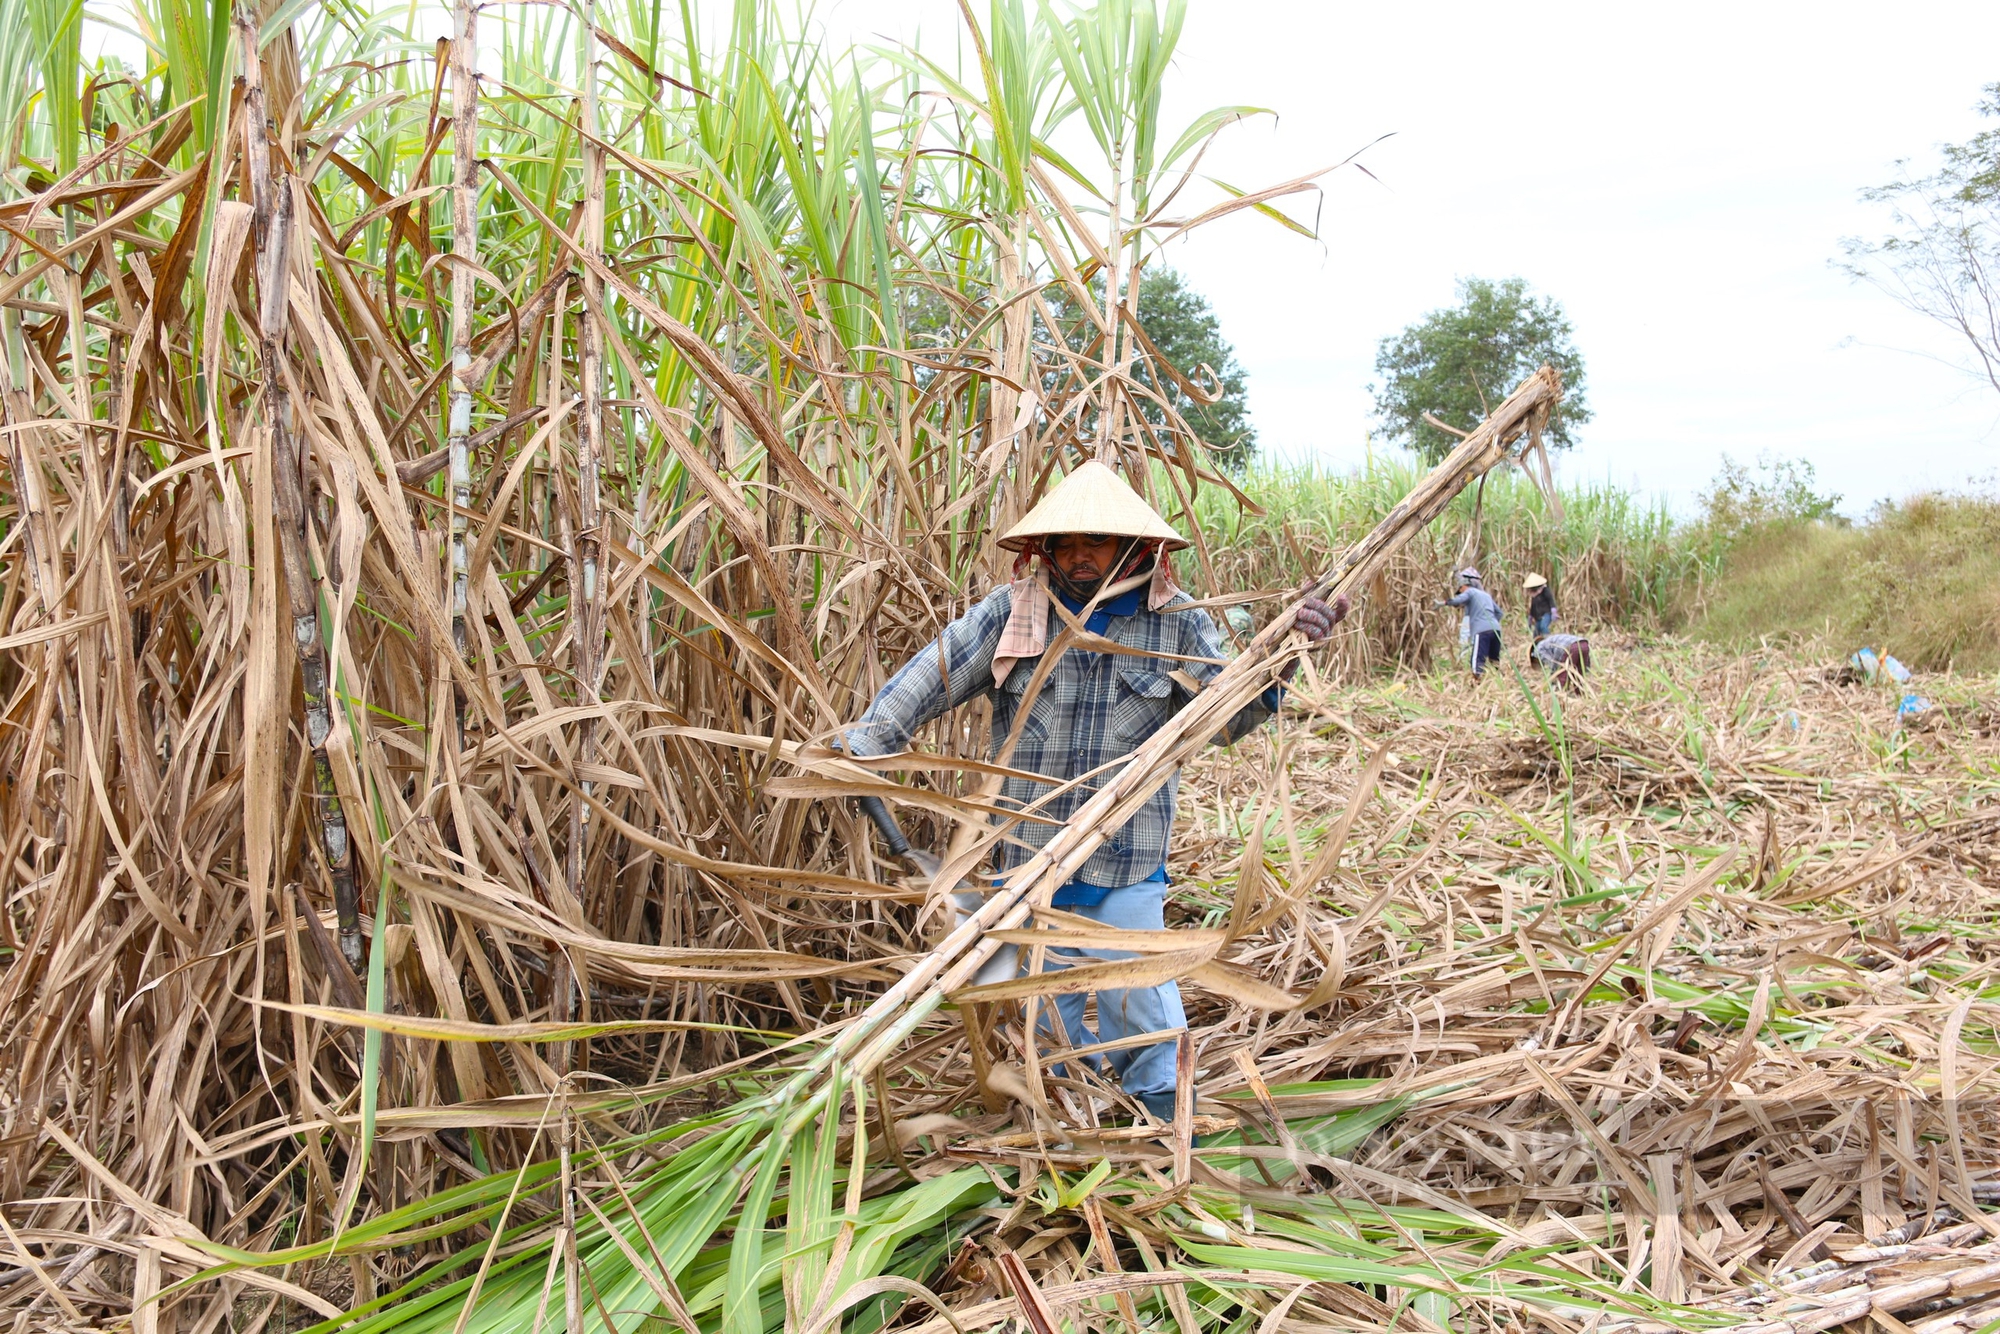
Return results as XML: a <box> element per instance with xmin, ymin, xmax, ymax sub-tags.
<box><xmin>1295</xmin><ymin>592</ymin><xmax>1349</xmax><ymax>643</ymax></box>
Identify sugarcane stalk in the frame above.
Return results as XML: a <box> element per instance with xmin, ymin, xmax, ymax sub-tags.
<box><xmin>561</xmin><ymin>1107</ymin><xmax>584</xmax><ymax>1334</ymax></box>
<box><xmin>107</xmin><ymin>328</ymin><xmax>129</xmax><ymax>556</ymax></box>
<box><xmin>1</xmin><ymin>307</ymin><xmax>80</xmax><ymax>892</ymax></box>
<box><xmin>2</xmin><ymin>311</ymin><xmax>60</xmax><ymax>624</ymax></box>
<box><xmin>560</xmin><ymin>0</ymin><xmax>608</xmax><ymax>1067</ymax></box>
<box><xmin>237</xmin><ymin>4</ymin><xmax>361</xmax><ymax>971</ymax></box>
<box><xmin>1002</xmin><ymin>213</ymin><xmax>1034</xmax><ymax>524</ymax></box>
<box><xmin>660</xmin><ymin>371</ymin><xmax>1578</xmax><ymax>1334</ymax></box>
<box><xmin>447</xmin><ymin>0</ymin><xmax>478</xmax><ymax>686</ymax></box>
<box><xmin>575</xmin><ymin>0</ymin><xmax>607</xmax><ymax>703</ymax></box>
<box><xmin>1096</xmin><ymin>138</ymin><xmax>1124</xmax><ymax>464</ymax></box>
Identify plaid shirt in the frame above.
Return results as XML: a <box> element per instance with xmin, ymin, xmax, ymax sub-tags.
<box><xmin>846</xmin><ymin>585</ymin><xmax>1280</xmax><ymax>887</ymax></box>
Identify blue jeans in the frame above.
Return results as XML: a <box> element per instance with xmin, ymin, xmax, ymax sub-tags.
<box><xmin>1032</xmin><ymin>877</ymin><xmax>1186</xmax><ymax>1112</ymax></box>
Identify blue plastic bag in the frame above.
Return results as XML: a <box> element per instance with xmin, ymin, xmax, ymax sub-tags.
<box><xmin>1849</xmin><ymin>647</ymin><xmax>1913</xmax><ymax>685</ymax></box>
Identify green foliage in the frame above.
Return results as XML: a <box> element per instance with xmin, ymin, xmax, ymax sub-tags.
<box><xmin>1695</xmin><ymin>452</ymin><xmax>1845</xmax><ymax>541</ymax></box>
<box><xmin>1370</xmin><ymin>277</ymin><xmax>1591</xmax><ymax>464</ymax></box>
<box><xmin>9</xmin><ymin>0</ymin><xmax>86</xmax><ymax>189</ymax></box>
<box><xmin>0</xmin><ymin>0</ymin><xmax>38</xmax><ymax>188</ymax></box>
<box><xmin>1134</xmin><ymin>266</ymin><xmax>1256</xmax><ymax>471</ymax></box>
<box><xmin>1039</xmin><ymin>0</ymin><xmax>1187</xmax><ymax>213</ymax></box>
<box><xmin>129</xmin><ymin>0</ymin><xmax>233</xmax><ymax>160</ymax></box>
<box><xmin>1841</xmin><ymin>82</ymin><xmax>2000</xmax><ymax>395</ymax></box>
<box><xmin>1042</xmin><ymin>266</ymin><xmax>1259</xmax><ymax>469</ymax></box>
<box><xmin>1198</xmin><ymin>456</ymin><xmax>1708</xmax><ymax>676</ymax></box>
<box><xmin>1687</xmin><ymin>490</ymin><xmax>2000</xmax><ymax>672</ymax></box>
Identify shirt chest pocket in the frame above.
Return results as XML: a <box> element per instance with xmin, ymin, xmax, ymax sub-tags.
<box><xmin>993</xmin><ymin>663</ymin><xmax>1049</xmax><ymax>745</ymax></box>
<box><xmin>1109</xmin><ymin>665</ymin><xmax>1174</xmax><ymax>743</ymax></box>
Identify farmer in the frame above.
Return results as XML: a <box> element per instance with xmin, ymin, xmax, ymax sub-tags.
<box><xmin>1440</xmin><ymin>567</ymin><xmax>1502</xmax><ymax>678</ymax></box>
<box><xmin>1525</xmin><ymin>573</ymin><xmax>1556</xmax><ymax>639</ymax></box>
<box><xmin>1523</xmin><ymin>572</ymin><xmax>1590</xmax><ymax>687</ymax></box>
<box><xmin>1533</xmin><ymin>633</ymin><xmax>1593</xmax><ymax>689</ymax></box>
<box><xmin>842</xmin><ymin>461</ymin><xmax>1346</xmax><ymax>1130</ymax></box>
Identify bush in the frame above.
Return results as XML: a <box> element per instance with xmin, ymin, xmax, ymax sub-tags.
<box><xmin>1696</xmin><ymin>453</ymin><xmax>1846</xmax><ymax>540</ymax></box>
<box><xmin>1206</xmin><ymin>451</ymin><xmax>1997</xmax><ymax>678</ymax></box>
<box><xmin>1686</xmin><ymin>490</ymin><xmax>2000</xmax><ymax>672</ymax></box>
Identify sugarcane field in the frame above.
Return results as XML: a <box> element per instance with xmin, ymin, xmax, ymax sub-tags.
<box><xmin>8</xmin><ymin>0</ymin><xmax>2000</xmax><ymax>1330</ymax></box>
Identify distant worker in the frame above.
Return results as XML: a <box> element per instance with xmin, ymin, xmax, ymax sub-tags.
<box><xmin>1525</xmin><ymin>573</ymin><xmax>1556</xmax><ymax>638</ymax></box>
<box><xmin>1523</xmin><ymin>572</ymin><xmax>1591</xmax><ymax>688</ymax></box>
<box><xmin>1439</xmin><ymin>567</ymin><xmax>1502</xmax><ymax>678</ymax></box>
<box><xmin>1533</xmin><ymin>632</ymin><xmax>1593</xmax><ymax>690</ymax></box>
<box><xmin>843</xmin><ymin>461</ymin><xmax>1347</xmax><ymax>1133</ymax></box>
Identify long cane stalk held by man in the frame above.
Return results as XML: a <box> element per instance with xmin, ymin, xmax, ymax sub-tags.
<box><xmin>843</xmin><ymin>457</ymin><xmax>1343</xmax><ymax>1123</ymax></box>
<box><xmin>837</xmin><ymin>365</ymin><xmax>1566</xmax><ymax>1130</ymax></box>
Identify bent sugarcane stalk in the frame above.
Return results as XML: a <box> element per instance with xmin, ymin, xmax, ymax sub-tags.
<box><xmin>693</xmin><ymin>364</ymin><xmax>1569</xmax><ymax>1334</ymax></box>
<box><xmin>239</xmin><ymin>4</ymin><xmax>363</xmax><ymax>971</ymax></box>
<box><xmin>558</xmin><ymin>0</ymin><xmax>609</xmax><ymax>1075</ymax></box>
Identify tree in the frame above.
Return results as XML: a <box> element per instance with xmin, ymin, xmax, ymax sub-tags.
<box><xmin>1043</xmin><ymin>266</ymin><xmax>1259</xmax><ymax>472</ymax></box>
<box><xmin>1840</xmin><ymin>84</ymin><xmax>2000</xmax><ymax>396</ymax></box>
<box><xmin>1133</xmin><ymin>267</ymin><xmax>1258</xmax><ymax>472</ymax></box>
<box><xmin>1370</xmin><ymin>277</ymin><xmax>1590</xmax><ymax>464</ymax></box>
<box><xmin>1698</xmin><ymin>453</ymin><xmax>1846</xmax><ymax>541</ymax></box>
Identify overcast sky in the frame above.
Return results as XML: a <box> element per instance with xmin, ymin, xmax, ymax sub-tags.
<box><xmin>827</xmin><ymin>0</ymin><xmax>2000</xmax><ymax>515</ymax></box>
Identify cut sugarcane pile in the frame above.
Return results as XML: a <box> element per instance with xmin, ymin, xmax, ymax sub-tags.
<box><xmin>1599</xmin><ymin>1214</ymin><xmax>2000</xmax><ymax>1334</ymax></box>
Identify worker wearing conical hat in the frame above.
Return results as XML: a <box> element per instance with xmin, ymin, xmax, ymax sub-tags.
<box><xmin>1524</xmin><ymin>572</ymin><xmax>1556</xmax><ymax>640</ymax></box>
<box><xmin>844</xmin><ymin>461</ymin><xmax>1346</xmax><ymax>1134</ymax></box>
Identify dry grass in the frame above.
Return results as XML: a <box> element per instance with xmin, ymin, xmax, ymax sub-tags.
<box><xmin>737</xmin><ymin>639</ymin><xmax>2000</xmax><ymax>1334</ymax></box>
<box><xmin>5</xmin><ymin>1</ymin><xmax>2000</xmax><ymax>1331</ymax></box>
<box><xmin>16</xmin><ymin>622</ymin><xmax>1998</xmax><ymax>1330</ymax></box>
<box><xmin>1156</xmin><ymin>639</ymin><xmax>2000</xmax><ymax>1328</ymax></box>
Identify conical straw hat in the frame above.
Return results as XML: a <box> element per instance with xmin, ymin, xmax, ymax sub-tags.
<box><xmin>1524</xmin><ymin>573</ymin><xmax>1547</xmax><ymax>589</ymax></box>
<box><xmin>997</xmin><ymin>460</ymin><xmax>1188</xmax><ymax>552</ymax></box>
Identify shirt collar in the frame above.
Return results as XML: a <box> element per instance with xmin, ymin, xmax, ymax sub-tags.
<box><xmin>1055</xmin><ymin>583</ymin><xmax>1144</xmax><ymax>620</ymax></box>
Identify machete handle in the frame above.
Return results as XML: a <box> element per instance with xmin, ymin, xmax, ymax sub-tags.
<box><xmin>857</xmin><ymin>794</ymin><xmax>912</xmax><ymax>859</ymax></box>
